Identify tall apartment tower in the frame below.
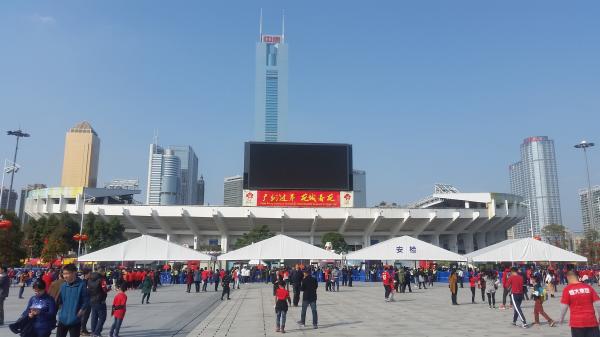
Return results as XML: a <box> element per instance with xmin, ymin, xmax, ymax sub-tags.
<box><xmin>509</xmin><ymin>136</ymin><xmax>563</xmax><ymax>238</ymax></box>
<box><xmin>579</xmin><ymin>186</ymin><xmax>600</xmax><ymax>233</ymax></box>
<box><xmin>61</xmin><ymin>121</ymin><xmax>100</xmax><ymax>187</ymax></box>
<box><xmin>224</xmin><ymin>175</ymin><xmax>243</xmax><ymax>206</ymax></box>
<box><xmin>254</xmin><ymin>12</ymin><xmax>288</xmax><ymax>142</ymax></box>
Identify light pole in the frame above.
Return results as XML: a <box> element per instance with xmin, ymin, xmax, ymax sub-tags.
<box><xmin>575</xmin><ymin>140</ymin><xmax>595</xmax><ymax>234</ymax></box>
<box><xmin>5</xmin><ymin>130</ymin><xmax>30</xmax><ymax>212</ymax></box>
<box><xmin>77</xmin><ymin>190</ymin><xmax>96</xmax><ymax>260</ymax></box>
<box><xmin>0</xmin><ymin>160</ymin><xmax>20</xmax><ymax>211</ymax></box>
<box><xmin>521</xmin><ymin>200</ymin><xmax>534</xmax><ymax>238</ymax></box>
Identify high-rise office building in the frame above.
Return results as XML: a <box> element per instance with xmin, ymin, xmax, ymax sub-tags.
<box><xmin>0</xmin><ymin>188</ymin><xmax>18</xmax><ymax>212</ymax></box>
<box><xmin>224</xmin><ymin>175</ymin><xmax>243</xmax><ymax>206</ymax></box>
<box><xmin>353</xmin><ymin>170</ymin><xmax>367</xmax><ymax>207</ymax></box>
<box><xmin>170</xmin><ymin>145</ymin><xmax>199</xmax><ymax>204</ymax></box>
<box><xmin>18</xmin><ymin>183</ymin><xmax>46</xmax><ymax>222</ymax></box>
<box><xmin>509</xmin><ymin>136</ymin><xmax>562</xmax><ymax>238</ymax></box>
<box><xmin>579</xmin><ymin>186</ymin><xmax>600</xmax><ymax>233</ymax></box>
<box><xmin>197</xmin><ymin>175</ymin><xmax>205</xmax><ymax>205</ymax></box>
<box><xmin>61</xmin><ymin>121</ymin><xmax>100</xmax><ymax>187</ymax></box>
<box><xmin>255</xmin><ymin>13</ymin><xmax>288</xmax><ymax>142</ymax></box>
<box><xmin>146</xmin><ymin>143</ymin><xmax>199</xmax><ymax>206</ymax></box>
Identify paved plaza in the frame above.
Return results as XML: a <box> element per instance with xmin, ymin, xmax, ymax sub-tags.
<box><xmin>0</xmin><ymin>281</ymin><xmax>586</xmax><ymax>337</ymax></box>
<box><xmin>188</xmin><ymin>282</ymin><xmax>574</xmax><ymax>337</ymax></box>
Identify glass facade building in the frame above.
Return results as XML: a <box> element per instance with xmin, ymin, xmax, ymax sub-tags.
<box><xmin>509</xmin><ymin>136</ymin><xmax>563</xmax><ymax>238</ymax></box>
<box><xmin>146</xmin><ymin>143</ymin><xmax>200</xmax><ymax>206</ymax></box>
<box><xmin>255</xmin><ymin>26</ymin><xmax>288</xmax><ymax>142</ymax></box>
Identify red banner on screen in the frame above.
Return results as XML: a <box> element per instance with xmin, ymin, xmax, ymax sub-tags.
<box><xmin>256</xmin><ymin>190</ymin><xmax>341</xmax><ymax>207</ymax></box>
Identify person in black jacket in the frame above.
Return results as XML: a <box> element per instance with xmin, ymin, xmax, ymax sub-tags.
<box><xmin>297</xmin><ymin>270</ymin><xmax>318</xmax><ymax>329</ymax></box>
<box><xmin>291</xmin><ymin>266</ymin><xmax>303</xmax><ymax>307</ymax></box>
<box><xmin>87</xmin><ymin>271</ymin><xmax>108</xmax><ymax>337</ymax></box>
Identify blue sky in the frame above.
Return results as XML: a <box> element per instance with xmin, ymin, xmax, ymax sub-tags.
<box><xmin>0</xmin><ymin>1</ymin><xmax>599</xmax><ymax>230</ymax></box>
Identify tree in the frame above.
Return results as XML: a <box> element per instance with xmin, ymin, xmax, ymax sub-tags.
<box><xmin>41</xmin><ymin>223</ymin><xmax>70</xmax><ymax>261</ymax></box>
<box><xmin>321</xmin><ymin>232</ymin><xmax>348</xmax><ymax>253</ymax></box>
<box><xmin>0</xmin><ymin>211</ymin><xmax>26</xmax><ymax>266</ymax></box>
<box><xmin>234</xmin><ymin>224</ymin><xmax>274</xmax><ymax>249</ymax></box>
<box><xmin>84</xmin><ymin>213</ymin><xmax>126</xmax><ymax>252</ymax></box>
<box><xmin>23</xmin><ymin>212</ymin><xmax>79</xmax><ymax>258</ymax></box>
<box><xmin>542</xmin><ymin>224</ymin><xmax>568</xmax><ymax>249</ymax></box>
<box><xmin>577</xmin><ymin>229</ymin><xmax>600</xmax><ymax>265</ymax></box>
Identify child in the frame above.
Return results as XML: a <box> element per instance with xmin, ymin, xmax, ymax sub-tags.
<box><xmin>110</xmin><ymin>284</ymin><xmax>128</xmax><ymax>337</ymax></box>
<box><xmin>274</xmin><ymin>280</ymin><xmax>291</xmax><ymax>333</ymax></box>
<box><xmin>532</xmin><ymin>277</ymin><xmax>556</xmax><ymax>327</ymax></box>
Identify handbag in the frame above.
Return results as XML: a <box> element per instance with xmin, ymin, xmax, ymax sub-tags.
<box><xmin>9</xmin><ymin>315</ymin><xmax>36</xmax><ymax>337</ymax></box>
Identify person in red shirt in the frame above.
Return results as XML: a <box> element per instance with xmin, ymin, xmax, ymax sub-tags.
<box><xmin>500</xmin><ymin>267</ymin><xmax>512</xmax><ymax>310</ymax></box>
<box><xmin>201</xmin><ymin>268</ymin><xmax>207</xmax><ymax>292</ymax></box>
<box><xmin>42</xmin><ymin>270</ymin><xmax>54</xmax><ymax>291</ymax></box>
<box><xmin>110</xmin><ymin>283</ymin><xmax>128</xmax><ymax>337</ymax></box>
<box><xmin>274</xmin><ymin>280</ymin><xmax>291</xmax><ymax>333</ymax></box>
<box><xmin>469</xmin><ymin>270</ymin><xmax>477</xmax><ymax>304</ymax></box>
<box><xmin>560</xmin><ymin>270</ymin><xmax>600</xmax><ymax>337</ymax></box>
<box><xmin>507</xmin><ymin>267</ymin><xmax>528</xmax><ymax>328</ymax></box>
<box><xmin>382</xmin><ymin>266</ymin><xmax>394</xmax><ymax>302</ymax></box>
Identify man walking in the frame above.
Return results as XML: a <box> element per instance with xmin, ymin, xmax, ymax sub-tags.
<box><xmin>508</xmin><ymin>267</ymin><xmax>528</xmax><ymax>328</ymax></box>
<box><xmin>57</xmin><ymin>264</ymin><xmax>90</xmax><ymax>337</ymax></box>
<box><xmin>220</xmin><ymin>270</ymin><xmax>232</xmax><ymax>300</ymax></box>
<box><xmin>298</xmin><ymin>270</ymin><xmax>318</xmax><ymax>329</ymax></box>
<box><xmin>194</xmin><ymin>268</ymin><xmax>201</xmax><ymax>293</ymax></box>
<box><xmin>291</xmin><ymin>266</ymin><xmax>303</xmax><ymax>307</ymax></box>
<box><xmin>0</xmin><ymin>265</ymin><xmax>9</xmax><ymax>326</ymax></box>
<box><xmin>560</xmin><ymin>270</ymin><xmax>600</xmax><ymax>337</ymax></box>
<box><xmin>87</xmin><ymin>270</ymin><xmax>108</xmax><ymax>337</ymax></box>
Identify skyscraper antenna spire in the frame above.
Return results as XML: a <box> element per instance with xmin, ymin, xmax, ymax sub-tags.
<box><xmin>281</xmin><ymin>9</ymin><xmax>285</xmax><ymax>43</ymax></box>
<box><xmin>259</xmin><ymin>8</ymin><xmax>263</xmax><ymax>41</ymax></box>
<box><xmin>153</xmin><ymin>129</ymin><xmax>158</xmax><ymax>145</ymax></box>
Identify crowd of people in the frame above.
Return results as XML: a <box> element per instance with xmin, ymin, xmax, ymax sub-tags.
<box><xmin>2</xmin><ymin>263</ymin><xmax>600</xmax><ymax>337</ymax></box>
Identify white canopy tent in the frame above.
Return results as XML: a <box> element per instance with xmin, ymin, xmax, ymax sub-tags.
<box><xmin>217</xmin><ymin>234</ymin><xmax>342</xmax><ymax>261</ymax></box>
<box><xmin>346</xmin><ymin>235</ymin><xmax>466</xmax><ymax>261</ymax></box>
<box><xmin>78</xmin><ymin>235</ymin><xmax>214</xmax><ymax>262</ymax></box>
<box><xmin>464</xmin><ymin>238</ymin><xmax>587</xmax><ymax>263</ymax></box>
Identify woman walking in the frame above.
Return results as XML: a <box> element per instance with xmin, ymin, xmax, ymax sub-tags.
<box><xmin>18</xmin><ymin>270</ymin><xmax>29</xmax><ymax>299</ymax></box>
<box><xmin>274</xmin><ymin>280</ymin><xmax>291</xmax><ymax>333</ymax></box>
<box><xmin>479</xmin><ymin>272</ymin><xmax>486</xmax><ymax>302</ymax></box>
<box><xmin>485</xmin><ymin>271</ymin><xmax>498</xmax><ymax>309</ymax></box>
<box><xmin>13</xmin><ymin>280</ymin><xmax>56</xmax><ymax>337</ymax></box>
<box><xmin>469</xmin><ymin>270</ymin><xmax>477</xmax><ymax>304</ymax></box>
<box><xmin>532</xmin><ymin>277</ymin><xmax>556</xmax><ymax>327</ymax></box>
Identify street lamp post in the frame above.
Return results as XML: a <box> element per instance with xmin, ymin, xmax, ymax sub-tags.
<box><xmin>77</xmin><ymin>191</ymin><xmax>95</xmax><ymax>258</ymax></box>
<box><xmin>575</xmin><ymin>140</ymin><xmax>595</xmax><ymax>234</ymax></box>
<box><xmin>522</xmin><ymin>200</ymin><xmax>534</xmax><ymax>238</ymax></box>
<box><xmin>4</xmin><ymin>130</ymin><xmax>30</xmax><ymax>211</ymax></box>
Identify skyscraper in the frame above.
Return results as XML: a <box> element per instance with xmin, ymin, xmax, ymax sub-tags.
<box><xmin>170</xmin><ymin>145</ymin><xmax>199</xmax><ymax>205</ymax></box>
<box><xmin>197</xmin><ymin>175</ymin><xmax>205</xmax><ymax>205</ymax></box>
<box><xmin>224</xmin><ymin>175</ymin><xmax>243</xmax><ymax>206</ymax></box>
<box><xmin>509</xmin><ymin>136</ymin><xmax>563</xmax><ymax>238</ymax></box>
<box><xmin>579</xmin><ymin>186</ymin><xmax>600</xmax><ymax>233</ymax></box>
<box><xmin>146</xmin><ymin>143</ymin><xmax>199</xmax><ymax>206</ymax></box>
<box><xmin>61</xmin><ymin>121</ymin><xmax>100</xmax><ymax>187</ymax></box>
<box><xmin>255</xmin><ymin>12</ymin><xmax>288</xmax><ymax>142</ymax></box>
<box><xmin>353</xmin><ymin>170</ymin><xmax>367</xmax><ymax>207</ymax></box>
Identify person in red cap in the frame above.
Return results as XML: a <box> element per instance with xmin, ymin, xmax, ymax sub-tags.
<box><xmin>560</xmin><ymin>270</ymin><xmax>600</xmax><ymax>337</ymax></box>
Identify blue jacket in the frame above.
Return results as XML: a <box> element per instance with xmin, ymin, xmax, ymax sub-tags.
<box><xmin>58</xmin><ymin>278</ymin><xmax>90</xmax><ymax>326</ymax></box>
<box><xmin>22</xmin><ymin>293</ymin><xmax>57</xmax><ymax>334</ymax></box>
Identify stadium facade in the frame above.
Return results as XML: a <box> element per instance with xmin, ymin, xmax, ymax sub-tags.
<box><xmin>24</xmin><ymin>185</ymin><xmax>525</xmax><ymax>255</ymax></box>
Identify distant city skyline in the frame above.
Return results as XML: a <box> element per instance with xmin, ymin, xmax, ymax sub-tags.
<box><xmin>1</xmin><ymin>2</ymin><xmax>599</xmax><ymax>230</ymax></box>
